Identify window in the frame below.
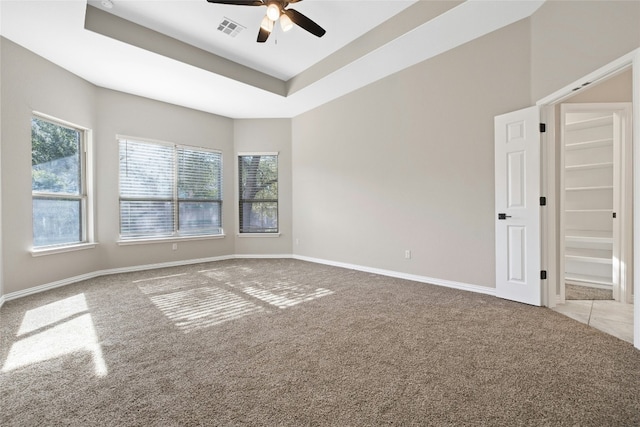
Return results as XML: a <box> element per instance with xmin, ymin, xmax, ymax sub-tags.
<box><xmin>238</xmin><ymin>153</ymin><xmax>278</xmax><ymax>234</ymax></box>
<box><xmin>118</xmin><ymin>138</ymin><xmax>222</xmax><ymax>239</ymax></box>
<box><xmin>31</xmin><ymin>115</ymin><xmax>89</xmax><ymax>248</ymax></box>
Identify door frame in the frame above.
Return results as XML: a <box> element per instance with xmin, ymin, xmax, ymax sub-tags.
<box><xmin>536</xmin><ymin>48</ymin><xmax>640</xmax><ymax>350</ymax></box>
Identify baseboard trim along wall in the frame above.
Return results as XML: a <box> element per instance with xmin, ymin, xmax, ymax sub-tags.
<box><xmin>292</xmin><ymin>255</ymin><xmax>496</xmax><ymax>297</ymax></box>
<box><xmin>234</xmin><ymin>254</ymin><xmax>293</xmax><ymax>259</ymax></box>
<box><xmin>0</xmin><ymin>255</ymin><xmax>236</xmax><ymax>305</ymax></box>
<box><xmin>0</xmin><ymin>253</ymin><xmax>493</xmax><ymax>307</ymax></box>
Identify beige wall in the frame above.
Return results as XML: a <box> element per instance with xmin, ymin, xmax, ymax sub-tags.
<box><xmin>234</xmin><ymin>119</ymin><xmax>293</xmax><ymax>255</ymax></box>
<box><xmin>292</xmin><ymin>21</ymin><xmax>531</xmax><ymax>288</ymax></box>
<box><xmin>94</xmin><ymin>89</ymin><xmax>236</xmax><ymax>269</ymax></box>
<box><xmin>1</xmin><ymin>38</ymin><xmax>294</xmax><ymax>297</ymax></box>
<box><xmin>531</xmin><ymin>0</ymin><xmax>640</xmax><ymax>101</ymax></box>
<box><xmin>564</xmin><ymin>69</ymin><xmax>633</xmax><ymax>104</ymax></box>
<box><xmin>2</xmin><ymin>0</ymin><xmax>640</xmax><ymax>298</ymax></box>
<box><xmin>291</xmin><ymin>1</ymin><xmax>640</xmax><ymax>289</ymax></box>
<box><xmin>1</xmin><ymin>38</ymin><xmax>100</xmax><ymax>295</ymax></box>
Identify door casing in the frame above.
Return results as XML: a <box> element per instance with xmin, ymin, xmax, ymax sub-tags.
<box><xmin>535</xmin><ymin>48</ymin><xmax>640</xmax><ymax>350</ymax></box>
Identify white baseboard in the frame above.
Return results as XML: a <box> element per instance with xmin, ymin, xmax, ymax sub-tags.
<box><xmin>0</xmin><ymin>253</ymin><xmax>494</xmax><ymax>305</ymax></box>
<box><xmin>101</xmin><ymin>255</ymin><xmax>236</xmax><ymax>275</ymax></box>
<box><xmin>292</xmin><ymin>255</ymin><xmax>496</xmax><ymax>296</ymax></box>
<box><xmin>234</xmin><ymin>254</ymin><xmax>293</xmax><ymax>259</ymax></box>
<box><xmin>3</xmin><ymin>271</ymin><xmax>103</xmax><ymax>302</ymax></box>
<box><xmin>1</xmin><ymin>255</ymin><xmax>236</xmax><ymax>303</ymax></box>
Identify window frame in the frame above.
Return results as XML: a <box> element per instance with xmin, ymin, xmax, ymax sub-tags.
<box><xmin>117</xmin><ymin>136</ymin><xmax>224</xmax><ymax>243</ymax></box>
<box><xmin>237</xmin><ymin>152</ymin><xmax>280</xmax><ymax>237</ymax></box>
<box><xmin>31</xmin><ymin>113</ymin><xmax>95</xmax><ymax>254</ymax></box>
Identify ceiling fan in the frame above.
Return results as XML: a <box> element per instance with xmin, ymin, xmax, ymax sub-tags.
<box><xmin>206</xmin><ymin>0</ymin><xmax>326</xmax><ymax>43</ymax></box>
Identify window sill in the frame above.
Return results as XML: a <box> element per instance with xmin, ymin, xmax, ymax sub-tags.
<box><xmin>236</xmin><ymin>233</ymin><xmax>281</xmax><ymax>238</ymax></box>
<box><xmin>31</xmin><ymin>242</ymin><xmax>98</xmax><ymax>257</ymax></box>
<box><xmin>117</xmin><ymin>234</ymin><xmax>226</xmax><ymax>246</ymax></box>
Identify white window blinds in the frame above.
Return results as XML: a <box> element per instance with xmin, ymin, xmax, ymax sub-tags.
<box><xmin>177</xmin><ymin>147</ymin><xmax>223</xmax><ymax>236</ymax></box>
<box><xmin>119</xmin><ymin>138</ymin><xmax>222</xmax><ymax>239</ymax></box>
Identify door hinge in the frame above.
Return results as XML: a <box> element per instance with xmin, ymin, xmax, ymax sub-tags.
<box><xmin>541</xmin><ymin>270</ymin><xmax>547</xmax><ymax>280</ymax></box>
<box><xmin>613</xmin><ymin>212</ymin><xmax>617</xmax><ymax>219</ymax></box>
<box><xmin>540</xmin><ymin>196</ymin><xmax>546</xmax><ymax>206</ymax></box>
<box><xmin>539</xmin><ymin>123</ymin><xmax>546</xmax><ymax>133</ymax></box>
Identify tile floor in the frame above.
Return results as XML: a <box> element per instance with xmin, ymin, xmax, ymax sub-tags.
<box><xmin>552</xmin><ymin>299</ymin><xmax>634</xmax><ymax>344</ymax></box>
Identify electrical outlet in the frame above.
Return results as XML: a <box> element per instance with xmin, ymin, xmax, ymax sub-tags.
<box><xmin>172</xmin><ymin>243</ymin><xmax>178</xmax><ymax>251</ymax></box>
<box><xmin>405</xmin><ymin>250</ymin><xmax>411</xmax><ymax>259</ymax></box>
<box><xmin>295</xmin><ymin>238</ymin><xmax>300</xmax><ymax>245</ymax></box>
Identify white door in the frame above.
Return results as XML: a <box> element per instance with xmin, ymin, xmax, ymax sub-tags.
<box><xmin>495</xmin><ymin>106</ymin><xmax>541</xmax><ymax>306</ymax></box>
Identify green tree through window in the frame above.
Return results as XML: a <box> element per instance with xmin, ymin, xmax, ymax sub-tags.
<box><xmin>31</xmin><ymin>116</ymin><xmax>87</xmax><ymax>248</ymax></box>
<box><xmin>238</xmin><ymin>154</ymin><xmax>278</xmax><ymax>233</ymax></box>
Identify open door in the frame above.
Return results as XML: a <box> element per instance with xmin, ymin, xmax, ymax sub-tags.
<box><xmin>495</xmin><ymin>106</ymin><xmax>542</xmax><ymax>306</ymax></box>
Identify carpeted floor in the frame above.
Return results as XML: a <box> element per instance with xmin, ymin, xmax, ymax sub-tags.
<box><xmin>565</xmin><ymin>283</ymin><xmax>614</xmax><ymax>300</ymax></box>
<box><xmin>1</xmin><ymin>259</ymin><xmax>639</xmax><ymax>426</ymax></box>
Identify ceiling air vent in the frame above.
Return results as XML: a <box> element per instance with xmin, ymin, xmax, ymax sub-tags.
<box><xmin>217</xmin><ymin>18</ymin><xmax>245</xmax><ymax>38</ymax></box>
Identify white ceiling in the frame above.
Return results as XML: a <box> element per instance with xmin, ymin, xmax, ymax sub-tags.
<box><xmin>86</xmin><ymin>0</ymin><xmax>415</xmax><ymax>81</ymax></box>
<box><xmin>0</xmin><ymin>0</ymin><xmax>545</xmax><ymax>119</ymax></box>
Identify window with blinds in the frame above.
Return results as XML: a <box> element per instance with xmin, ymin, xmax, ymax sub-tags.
<box><xmin>119</xmin><ymin>138</ymin><xmax>222</xmax><ymax>239</ymax></box>
<box><xmin>238</xmin><ymin>154</ymin><xmax>278</xmax><ymax>234</ymax></box>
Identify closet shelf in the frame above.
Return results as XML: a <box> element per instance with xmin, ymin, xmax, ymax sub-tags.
<box><xmin>565</xmin><ymin>162</ymin><xmax>613</xmax><ymax>171</ymax></box>
<box><xmin>565</xmin><ymin>138</ymin><xmax>613</xmax><ymax>151</ymax></box>
<box><xmin>565</xmin><ymin>185</ymin><xmax>613</xmax><ymax>191</ymax></box>
<box><xmin>562</xmin><ymin>108</ymin><xmax>620</xmax><ymax>292</ymax></box>
<box><xmin>565</xmin><ymin>115</ymin><xmax>613</xmax><ymax>131</ymax></box>
<box><xmin>565</xmin><ymin>230</ymin><xmax>613</xmax><ymax>243</ymax></box>
<box><xmin>565</xmin><ymin>247</ymin><xmax>612</xmax><ymax>258</ymax></box>
<box><xmin>565</xmin><ymin>274</ymin><xmax>613</xmax><ymax>287</ymax></box>
<box><xmin>566</xmin><ymin>236</ymin><xmax>613</xmax><ymax>246</ymax></box>
<box><xmin>565</xmin><ymin>254</ymin><xmax>612</xmax><ymax>265</ymax></box>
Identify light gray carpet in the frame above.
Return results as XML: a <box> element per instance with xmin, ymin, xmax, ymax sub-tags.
<box><xmin>1</xmin><ymin>259</ymin><xmax>639</xmax><ymax>426</ymax></box>
<box><xmin>566</xmin><ymin>283</ymin><xmax>614</xmax><ymax>300</ymax></box>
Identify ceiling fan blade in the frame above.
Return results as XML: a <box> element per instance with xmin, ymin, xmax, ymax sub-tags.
<box><xmin>257</xmin><ymin>26</ymin><xmax>271</xmax><ymax>43</ymax></box>
<box><xmin>285</xmin><ymin>9</ymin><xmax>325</xmax><ymax>38</ymax></box>
<box><xmin>206</xmin><ymin>0</ymin><xmax>264</xmax><ymax>6</ymax></box>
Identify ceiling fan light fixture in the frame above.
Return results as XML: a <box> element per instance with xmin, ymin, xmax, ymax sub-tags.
<box><xmin>206</xmin><ymin>0</ymin><xmax>326</xmax><ymax>42</ymax></box>
<box><xmin>266</xmin><ymin>3</ymin><xmax>281</xmax><ymax>21</ymax></box>
<box><xmin>280</xmin><ymin>13</ymin><xmax>293</xmax><ymax>32</ymax></box>
<box><xmin>260</xmin><ymin>15</ymin><xmax>274</xmax><ymax>33</ymax></box>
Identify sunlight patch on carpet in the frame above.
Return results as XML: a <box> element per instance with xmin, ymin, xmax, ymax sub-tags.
<box><xmin>230</xmin><ymin>280</ymin><xmax>334</xmax><ymax>309</ymax></box>
<box><xmin>148</xmin><ymin>287</ymin><xmax>264</xmax><ymax>333</ymax></box>
<box><xmin>198</xmin><ymin>265</ymin><xmax>255</xmax><ymax>281</ymax></box>
<box><xmin>136</xmin><ymin>274</ymin><xmax>194</xmax><ymax>295</ymax></box>
<box><xmin>2</xmin><ymin>294</ymin><xmax>107</xmax><ymax>376</ymax></box>
<box><xmin>133</xmin><ymin>273</ymin><xmax>188</xmax><ymax>284</ymax></box>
